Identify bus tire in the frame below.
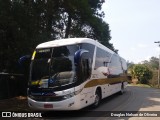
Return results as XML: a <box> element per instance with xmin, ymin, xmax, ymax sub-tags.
<box><xmin>119</xmin><ymin>83</ymin><xmax>124</xmax><ymax>95</ymax></box>
<box><xmin>92</xmin><ymin>89</ymin><xmax>101</xmax><ymax>108</ymax></box>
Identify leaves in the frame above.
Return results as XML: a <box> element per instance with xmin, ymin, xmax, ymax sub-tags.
<box><xmin>0</xmin><ymin>0</ymin><xmax>114</xmax><ymax>73</ymax></box>
<box><xmin>131</xmin><ymin>64</ymin><xmax>153</xmax><ymax>84</ymax></box>
<box><xmin>142</xmin><ymin>57</ymin><xmax>159</xmax><ymax>70</ymax></box>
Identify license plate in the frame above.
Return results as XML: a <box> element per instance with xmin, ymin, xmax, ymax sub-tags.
<box><xmin>44</xmin><ymin>104</ymin><xmax>53</xmax><ymax>108</ymax></box>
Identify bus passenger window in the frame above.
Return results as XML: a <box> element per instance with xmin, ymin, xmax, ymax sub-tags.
<box><xmin>108</xmin><ymin>54</ymin><xmax>123</xmax><ymax>76</ymax></box>
<box><xmin>95</xmin><ymin>48</ymin><xmax>111</xmax><ymax>69</ymax></box>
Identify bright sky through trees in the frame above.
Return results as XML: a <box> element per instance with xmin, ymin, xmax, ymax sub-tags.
<box><xmin>102</xmin><ymin>0</ymin><xmax>160</xmax><ymax>63</ymax></box>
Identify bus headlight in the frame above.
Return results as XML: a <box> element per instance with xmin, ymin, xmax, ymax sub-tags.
<box><xmin>63</xmin><ymin>89</ymin><xmax>83</xmax><ymax>99</ymax></box>
<box><xmin>63</xmin><ymin>93</ymin><xmax>74</xmax><ymax>99</ymax></box>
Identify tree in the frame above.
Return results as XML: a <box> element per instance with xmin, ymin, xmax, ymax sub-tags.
<box><xmin>142</xmin><ymin>57</ymin><xmax>159</xmax><ymax>70</ymax></box>
<box><xmin>127</xmin><ymin>61</ymin><xmax>134</xmax><ymax>75</ymax></box>
<box><xmin>148</xmin><ymin>57</ymin><xmax>159</xmax><ymax>70</ymax></box>
<box><xmin>0</xmin><ymin>0</ymin><xmax>114</xmax><ymax>73</ymax></box>
<box><xmin>142</xmin><ymin>57</ymin><xmax>159</xmax><ymax>87</ymax></box>
<box><xmin>131</xmin><ymin>64</ymin><xmax>153</xmax><ymax>84</ymax></box>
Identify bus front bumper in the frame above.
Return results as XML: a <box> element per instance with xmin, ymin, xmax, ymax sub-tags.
<box><xmin>28</xmin><ymin>96</ymin><xmax>81</xmax><ymax>110</ymax></box>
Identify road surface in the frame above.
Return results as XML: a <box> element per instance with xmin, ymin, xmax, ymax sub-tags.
<box><xmin>41</xmin><ymin>85</ymin><xmax>160</xmax><ymax>120</ymax></box>
<box><xmin>3</xmin><ymin>86</ymin><xmax>159</xmax><ymax>120</ymax></box>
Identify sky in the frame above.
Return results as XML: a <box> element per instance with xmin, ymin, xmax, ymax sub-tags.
<box><xmin>102</xmin><ymin>0</ymin><xmax>160</xmax><ymax>63</ymax></box>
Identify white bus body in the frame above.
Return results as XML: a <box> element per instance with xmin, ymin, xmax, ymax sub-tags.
<box><xmin>28</xmin><ymin>38</ymin><xmax>128</xmax><ymax>110</ymax></box>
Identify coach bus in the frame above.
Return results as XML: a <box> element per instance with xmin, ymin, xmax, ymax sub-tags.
<box><xmin>27</xmin><ymin>38</ymin><xmax>128</xmax><ymax>110</ymax></box>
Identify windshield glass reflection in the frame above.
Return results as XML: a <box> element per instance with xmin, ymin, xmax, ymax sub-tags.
<box><xmin>30</xmin><ymin>45</ymin><xmax>79</xmax><ymax>88</ymax></box>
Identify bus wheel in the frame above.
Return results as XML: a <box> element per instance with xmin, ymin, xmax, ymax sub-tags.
<box><xmin>92</xmin><ymin>89</ymin><xmax>101</xmax><ymax>108</ymax></box>
<box><xmin>119</xmin><ymin>83</ymin><xmax>124</xmax><ymax>95</ymax></box>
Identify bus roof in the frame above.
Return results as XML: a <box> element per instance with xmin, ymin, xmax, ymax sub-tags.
<box><xmin>36</xmin><ymin>38</ymin><xmax>115</xmax><ymax>54</ymax></box>
<box><xmin>37</xmin><ymin>38</ymin><xmax>93</xmax><ymax>48</ymax></box>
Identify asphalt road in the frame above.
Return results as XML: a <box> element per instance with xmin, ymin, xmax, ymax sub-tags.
<box><xmin>39</xmin><ymin>85</ymin><xmax>160</xmax><ymax>120</ymax></box>
<box><xmin>4</xmin><ymin>86</ymin><xmax>160</xmax><ymax>120</ymax></box>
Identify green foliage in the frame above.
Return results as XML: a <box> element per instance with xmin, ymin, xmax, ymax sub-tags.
<box><xmin>131</xmin><ymin>64</ymin><xmax>153</xmax><ymax>84</ymax></box>
<box><xmin>0</xmin><ymin>0</ymin><xmax>114</xmax><ymax>73</ymax></box>
<box><xmin>141</xmin><ymin>57</ymin><xmax>159</xmax><ymax>87</ymax></box>
<box><xmin>142</xmin><ymin>57</ymin><xmax>159</xmax><ymax>70</ymax></box>
<box><xmin>149</xmin><ymin>69</ymin><xmax>158</xmax><ymax>87</ymax></box>
<box><xmin>129</xmin><ymin>57</ymin><xmax>159</xmax><ymax>87</ymax></box>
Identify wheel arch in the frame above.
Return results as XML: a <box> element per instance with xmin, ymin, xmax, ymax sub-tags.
<box><xmin>95</xmin><ymin>86</ymin><xmax>102</xmax><ymax>99</ymax></box>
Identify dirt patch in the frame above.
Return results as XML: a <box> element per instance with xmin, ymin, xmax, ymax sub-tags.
<box><xmin>0</xmin><ymin>96</ymin><xmax>31</xmax><ymax>111</ymax></box>
<box><xmin>132</xmin><ymin>79</ymin><xmax>138</xmax><ymax>84</ymax></box>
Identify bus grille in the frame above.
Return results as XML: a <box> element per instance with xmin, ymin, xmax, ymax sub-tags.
<box><xmin>29</xmin><ymin>95</ymin><xmax>64</xmax><ymax>102</ymax></box>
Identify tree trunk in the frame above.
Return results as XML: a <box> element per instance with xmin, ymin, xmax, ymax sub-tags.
<box><xmin>65</xmin><ymin>14</ymin><xmax>72</xmax><ymax>38</ymax></box>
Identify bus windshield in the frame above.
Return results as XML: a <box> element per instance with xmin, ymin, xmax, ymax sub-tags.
<box><xmin>30</xmin><ymin>45</ymin><xmax>79</xmax><ymax>88</ymax></box>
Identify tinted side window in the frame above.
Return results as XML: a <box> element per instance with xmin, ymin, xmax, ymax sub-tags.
<box><xmin>109</xmin><ymin>54</ymin><xmax>123</xmax><ymax>76</ymax></box>
<box><xmin>95</xmin><ymin>47</ymin><xmax>111</xmax><ymax>69</ymax></box>
<box><xmin>120</xmin><ymin>58</ymin><xmax>127</xmax><ymax>73</ymax></box>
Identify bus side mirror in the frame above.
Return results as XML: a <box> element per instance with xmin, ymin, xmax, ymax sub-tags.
<box><xmin>74</xmin><ymin>49</ymin><xmax>89</xmax><ymax>66</ymax></box>
<box><xmin>83</xmin><ymin>58</ymin><xmax>92</xmax><ymax>78</ymax></box>
<box><xmin>74</xmin><ymin>49</ymin><xmax>92</xmax><ymax>81</ymax></box>
<box><xmin>18</xmin><ymin>55</ymin><xmax>31</xmax><ymax>66</ymax></box>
